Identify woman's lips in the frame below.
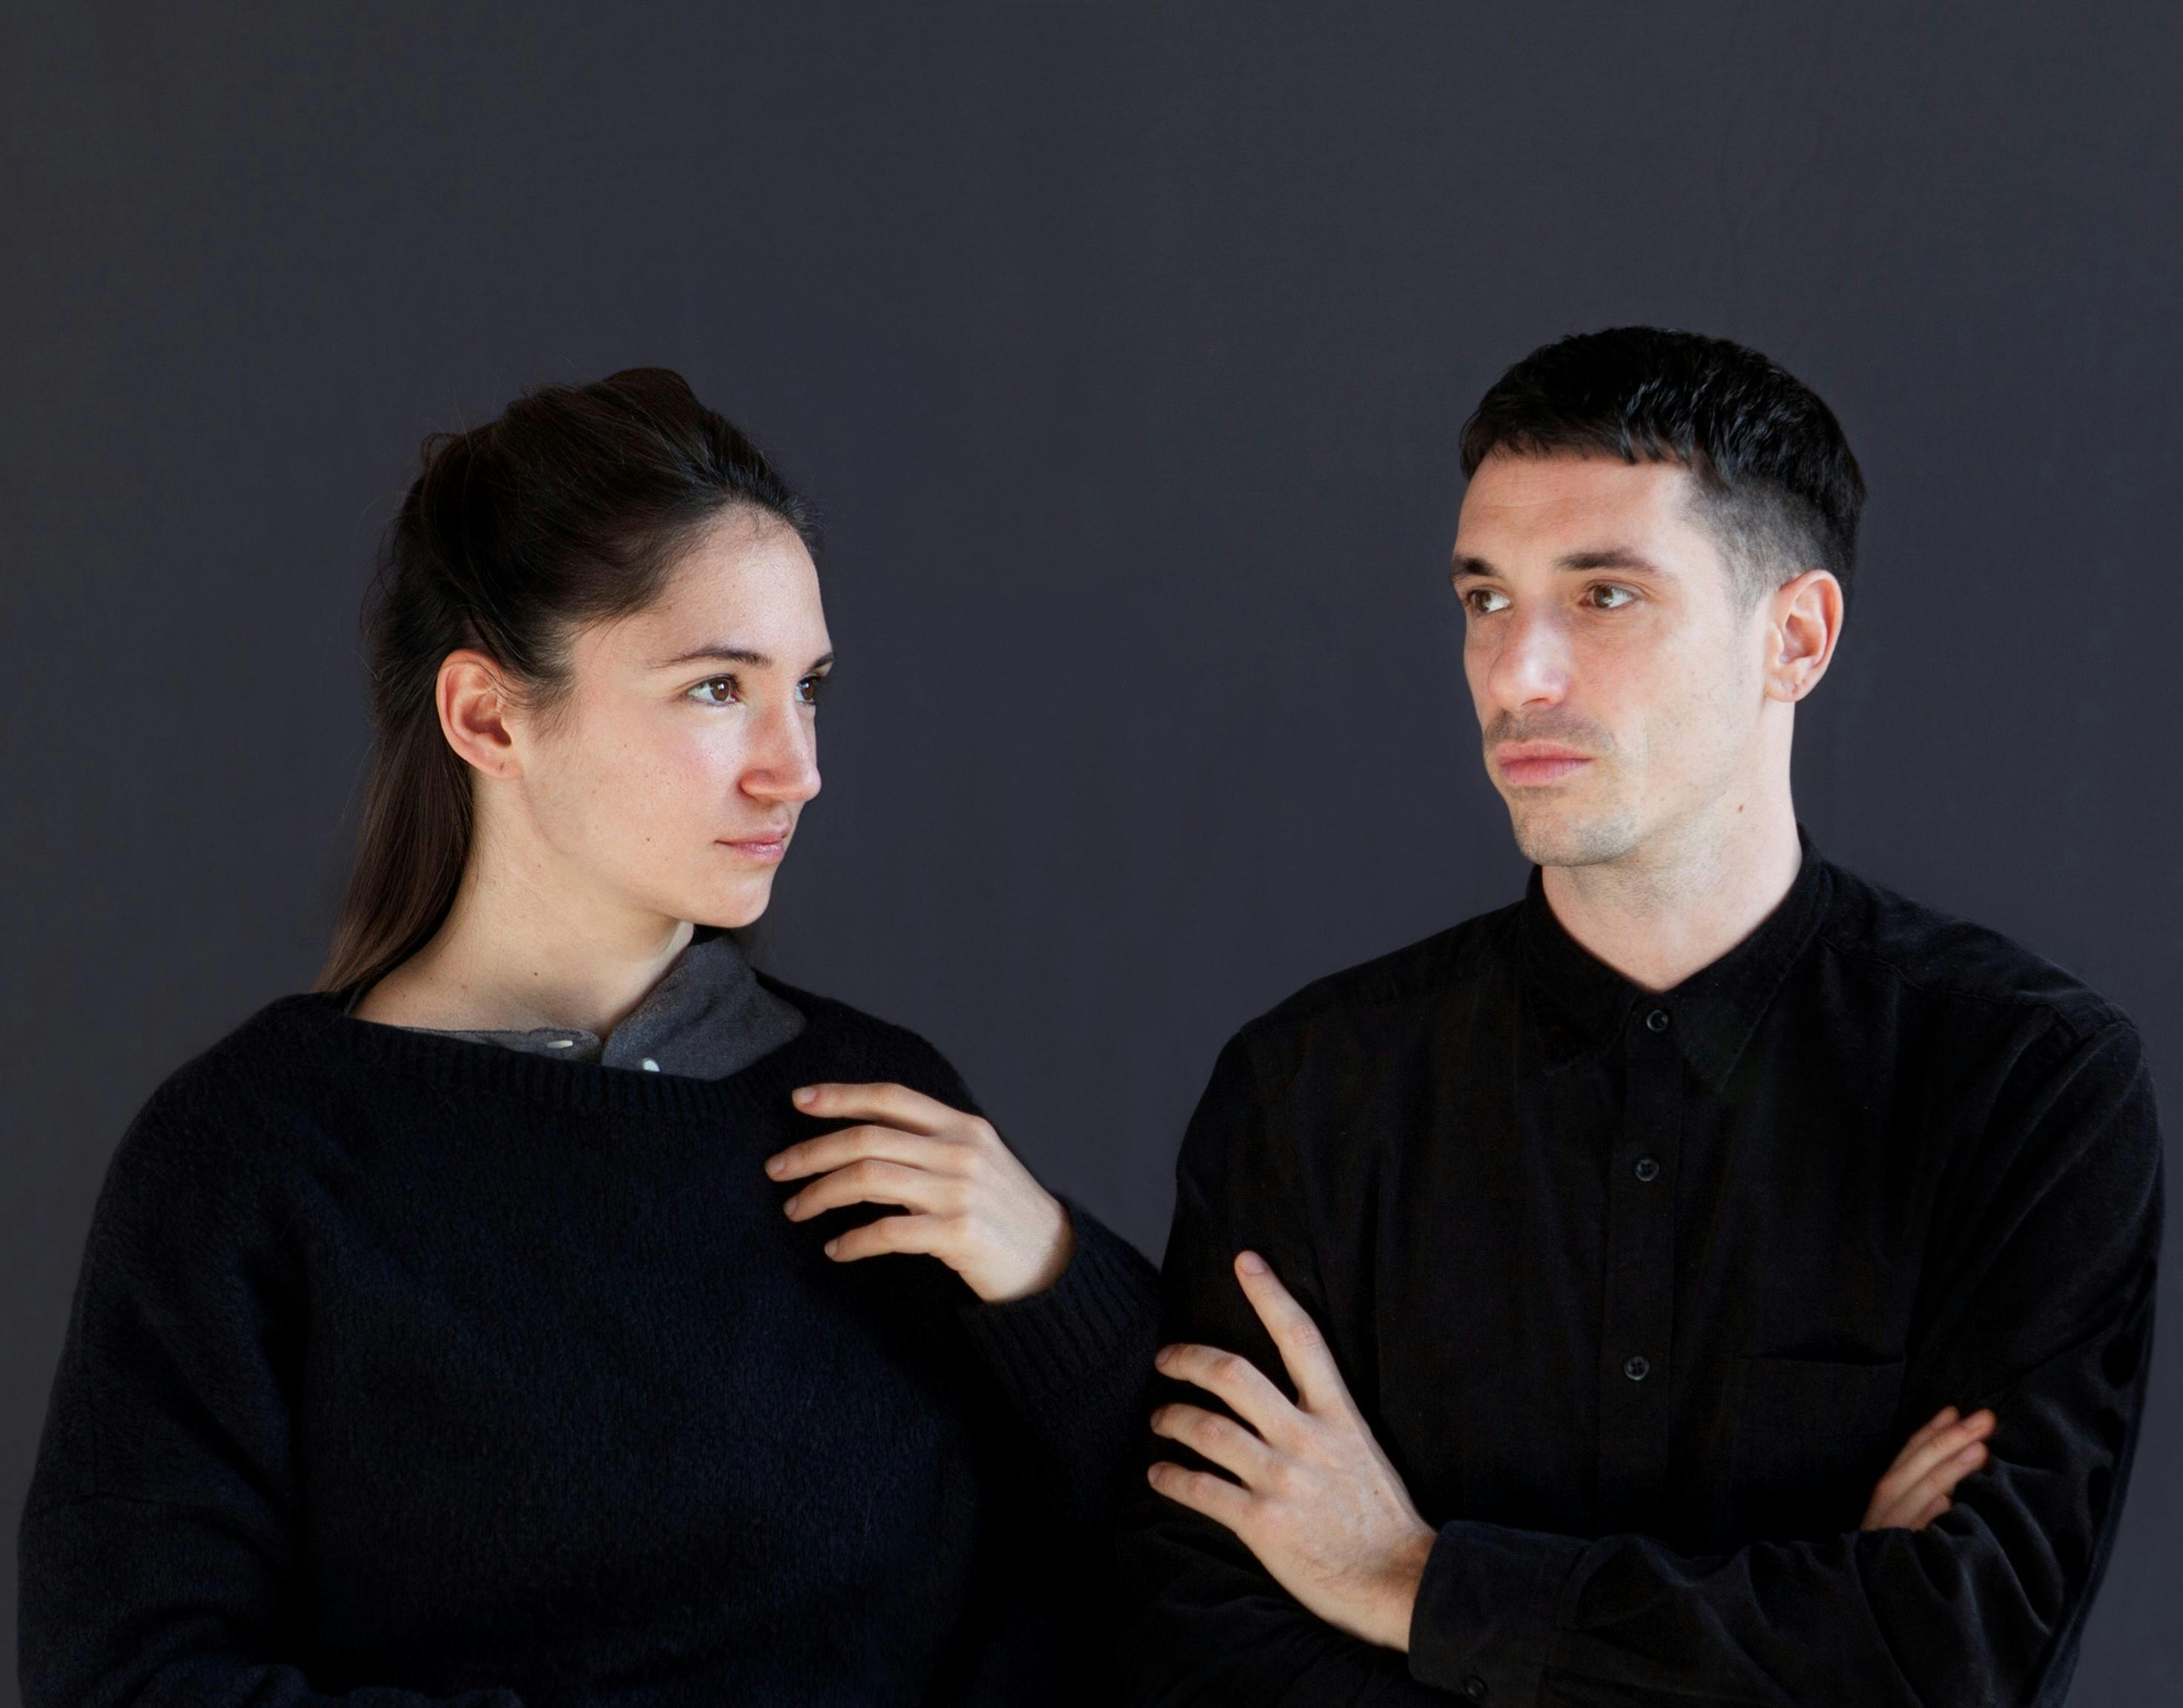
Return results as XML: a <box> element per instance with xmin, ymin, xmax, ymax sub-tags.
<box><xmin>718</xmin><ymin>833</ymin><xmax>790</xmax><ymax>864</ymax></box>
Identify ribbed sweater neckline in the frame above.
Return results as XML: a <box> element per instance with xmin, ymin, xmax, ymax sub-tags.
<box><xmin>257</xmin><ymin>974</ymin><xmax>846</xmax><ymax>1124</ymax></box>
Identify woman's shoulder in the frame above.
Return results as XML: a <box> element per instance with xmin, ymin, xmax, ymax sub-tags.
<box><xmin>756</xmin><ymin>972</ymin><xmax>984</xmax><ymax>1113</ymax></box>
<box><xmin>86</xmin><ymin>993</ymin><xmax>337</xmax><ymax>1249</ymax></box>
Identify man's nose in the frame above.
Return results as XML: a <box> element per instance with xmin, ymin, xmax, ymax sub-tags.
<box><xmin>1484</xmin><ymin>603</ymin><xmax>1572</xmax><ymax>709</ymax></box>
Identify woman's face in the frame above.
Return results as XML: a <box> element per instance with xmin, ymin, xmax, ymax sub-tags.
<box><xmin>498</xmin><ymin>512</ymin><xmax>830</xmax><ymax>931</ymax></box>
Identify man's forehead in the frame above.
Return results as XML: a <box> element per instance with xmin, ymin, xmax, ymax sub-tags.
<box><xmin>1453</xmin><ymin>453</ymin><xmax>1703</xmax><ymax>564</ymax></box>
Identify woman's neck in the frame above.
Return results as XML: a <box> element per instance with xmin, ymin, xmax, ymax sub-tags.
<box><xmin>351</xmin><ymin>861</ymin><xmax>698</xmax><ymax>1036</ymax></box>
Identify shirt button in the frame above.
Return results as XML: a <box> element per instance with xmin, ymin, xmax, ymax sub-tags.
<box><xmin>641</xmin><ymin>1058</ymin><xmax>661</xmax><ymax>1073</ymax></box>
<box><xmin>1645</xmin><ymin>1007</ymin><xmax>1670</xmax><ymax>1033</ymax></box>
<box><xmin>1634</xmin><ymin>1156</ymin><xmax>1661</xmax><ymax>1182</ymax></box>
<box><xmin>1623</xmin><ymin>1354</ymin><xmax>1651</xmax><ymax>1382</ymax></box>
<box><xmin>1464</xmin><ymin>1679</ymin><xmax>1489</xmax><ymax>1701</ymax></box>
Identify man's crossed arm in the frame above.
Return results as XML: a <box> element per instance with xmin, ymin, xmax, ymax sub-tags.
<box><xmin>1146</xmin><ymin>1250</ymin><xmax>1998</xmax><ymax>1655</ymax></box>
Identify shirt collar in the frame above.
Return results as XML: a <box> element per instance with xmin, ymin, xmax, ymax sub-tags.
<box><xmin>1516</xmin><ymin>821</ymin><xmax>1833</xmax><ymax>1091</ymax></box>
<box><xmin>339</xmin><ymin>921</ymin><xmax>773</xmax><ymax>1072</ymax></box>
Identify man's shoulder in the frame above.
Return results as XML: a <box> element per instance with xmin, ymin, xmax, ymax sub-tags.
<box><xmin>1236</xmin><ymin>897</ymin><xmax>1526</xmax><ymax>1050</ymax></box>
<box><xmin>1817</xmin><ymin>858</ymin><xmax>2134</xmax><ymax>1044</ymax></box>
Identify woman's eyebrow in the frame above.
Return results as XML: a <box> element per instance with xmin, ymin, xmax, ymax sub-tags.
<box><xmin>651</xmin><ymin>644</ymin><xmax>836</xmax><ymax>672</ymax></box>
<box><xmin>653</xmin><ymin>643</ymin><xmax>770</xmax><ymax>669</ymax></box>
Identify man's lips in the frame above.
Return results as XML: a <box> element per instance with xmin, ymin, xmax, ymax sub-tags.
<box><xmin>1493</xmin><ymin>743</ymin><xmax>1595</xmax><ymax>785</ymax></box>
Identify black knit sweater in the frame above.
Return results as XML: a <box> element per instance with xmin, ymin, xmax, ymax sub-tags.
<box><xmin>19</xmin><ymin>976</ymin><xmax>1161</xmax><ymax>1707</ymax></box>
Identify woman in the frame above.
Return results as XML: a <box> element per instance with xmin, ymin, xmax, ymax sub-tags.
<box><xmin>19</xmin><ymin>369</ymin><xmax>1160</xmax><ymax>1705</ymax></box>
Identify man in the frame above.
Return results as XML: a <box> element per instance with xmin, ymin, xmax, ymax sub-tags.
<box><xmin>1115</xmin><ymin>327</ymin><xmax>2163</xmax><ymax>1705</ymax></box>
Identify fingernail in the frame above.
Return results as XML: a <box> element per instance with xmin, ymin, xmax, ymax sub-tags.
<box><xmin>823</xmin><ymin>1238</ymin><xmax>838</xmax><ymax>1256</ymax></box>
<box><xmin>1237</xmin><ymin>1251</ymin><xmax>1269</xmax><ymax>1275</ymax></box>
<box><xmin>782</xmin><ymin>1196</ymin><xmax>800</xmax><ymax>1217</ymax></box>
<box><xmin>1155</xmin><ymin>1345</ymin><xmax>1175</xmax><ymax>1368</ymax></box>
<box><xmin>764</xmin><ymin>1156</ymin><xmax>785</xmax><ymax>1176</ymax></box>
<box><xmin>793</xmin><ymin>1087</ymin><xmax>816</xmax><ymax>1106</ymax></box>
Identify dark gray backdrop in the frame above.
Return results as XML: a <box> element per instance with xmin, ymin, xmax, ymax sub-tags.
<box><xmin>5</xmin><ymin>3</ymin><xmax>2178</xmax><ymax>1699</ymax></box>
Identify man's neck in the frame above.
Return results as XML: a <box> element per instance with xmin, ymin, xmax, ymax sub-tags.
<box><xmin>1538</xmin><ymin>803</ymin><xmax>1803</xmax><ymax>994</ymax></box>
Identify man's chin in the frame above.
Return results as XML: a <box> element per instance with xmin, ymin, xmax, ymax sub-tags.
<box><xmin>1506</xmin><ymin>802</ymin><xmax>1640</xmax><ymax>870</ymax></box>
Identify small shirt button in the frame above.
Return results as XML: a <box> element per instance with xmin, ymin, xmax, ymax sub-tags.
<box><xmin>1464</xmin><ymin>1679</ymin><xmax>1489</xmax><ymax>1701</ymax></box>
<box><xmin>641</xmin><ymin>1058</ymin><xmax>661</xmax><ymax>1073</ymax></box>
<box><xmin>1623</xmin><ymin>1354</ymin><xmax>1651</xmax><ymax>1382</ymax></box>
<box><xmin>1634</xmin><ymin>1156</ymin><xmax>1661</xmax><ymax>1182</ymax></box>
<box><xmin>1645</xmin><ymin>1007</ymin><xmax>1671</xmax><ymax>1033</ymax></box>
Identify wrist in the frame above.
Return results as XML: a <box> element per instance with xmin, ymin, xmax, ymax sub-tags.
<box><xmin>1373</xmin><ymin>1521</ymin><xmax>1438</xmax><ymax>1651</ymax></box>
<box><xmin>980</xmin><ymin>1194</ymin><xmax>1074</xmax><ymax>1303</ymax></box>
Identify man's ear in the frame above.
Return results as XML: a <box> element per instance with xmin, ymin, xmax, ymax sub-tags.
<box><xmin>1764</xmin><ymin>569</ymin><xmax>1843</xmax><ymax>704</ymax></box>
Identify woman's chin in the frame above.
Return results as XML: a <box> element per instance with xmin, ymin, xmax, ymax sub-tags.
<box><xmin>707</xmin><ymin>877</ymin><xmax>776</xmax><ymax>930</ymax></box>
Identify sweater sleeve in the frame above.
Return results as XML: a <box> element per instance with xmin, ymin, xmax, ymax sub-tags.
<box><xmin>956</xmin><ymin>1197</ymin><xmax>1163</xmax><ymax>1524</ymax></box>
<box><xmin>895</xmin><ymin>1037</ymin><xmax>1162</xmax><ymax>1524</ymax></box>
<box><xmin>16</xmin><ymin>1063</ymin><xmax>524</xmax><ymax>1708</ymax></box>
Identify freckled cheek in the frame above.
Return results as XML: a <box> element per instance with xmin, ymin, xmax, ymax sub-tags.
<box><xmin>568</xmin><ymin>728</ymin><xmax>735</xmax><ymax>853</ymax></box>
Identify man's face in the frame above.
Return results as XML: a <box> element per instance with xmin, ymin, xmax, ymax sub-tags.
<box><xmin>1450</xmin><ymin>451</ymin><xmax>1773</xmax><ymax>870</ymax></box>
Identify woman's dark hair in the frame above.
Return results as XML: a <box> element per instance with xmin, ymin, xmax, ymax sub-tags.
<box><xmin>1459</xmin><ymin>325</ymin><xmax>1865</xmax><ymax>609</ymax></box>
<box><xmin>314</xmin><ymin>366</ymin><xmax>819</xmax><ymax>999</ymax></box>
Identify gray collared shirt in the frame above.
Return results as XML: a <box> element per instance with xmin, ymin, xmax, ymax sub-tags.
<box><xmin>341</xmin><ymin>923</ymin><xmax>805</xmax><ymax>1079</ymax></box>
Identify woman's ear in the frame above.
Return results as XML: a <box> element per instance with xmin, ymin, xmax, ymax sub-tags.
<box><xmin>437</xmin><ymin>649</ymin><xmax>521</xmax><ymax>778</ymax></box>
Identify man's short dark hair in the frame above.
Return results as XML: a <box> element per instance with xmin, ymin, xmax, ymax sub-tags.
<box><xmin>1459</xmin><ymin>326</ymin><xmax>1866</xmax><ymax>608</ymax></box>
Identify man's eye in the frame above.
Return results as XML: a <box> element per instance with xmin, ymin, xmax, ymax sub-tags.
<box><xmin>1462</xmin><ymin>587</ymin><xmax>1510</xmax><ymax>615</ymax></box>
<box><xmin>1587</xmin><ymin>584</ymin><xmax>1637</xmax><ymax>609</ymax></box>
<box><xmin>797</xmin><ymin>674</ymin><xmax>828</xmax><ymax>706</ymax></box>
<box><xmin>690</xmin><ymin>675</ymin><xmax>740</xmax><ymax>706</ymax></box>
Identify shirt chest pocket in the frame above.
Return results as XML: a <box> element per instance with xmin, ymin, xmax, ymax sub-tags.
<box><xmin>1731</xmin><ymin>1354</ymin><xmax>1906</xmax><ymax>1540</ymax></box>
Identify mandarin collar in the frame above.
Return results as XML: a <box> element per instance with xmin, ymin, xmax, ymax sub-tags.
<box><xmin>1516</xmin><ymin>822</ymin><xmax>1833</xmax><ymax>1091</ymax></box>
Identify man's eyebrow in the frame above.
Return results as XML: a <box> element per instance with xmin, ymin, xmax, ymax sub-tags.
<box><xmin>652</xmin><ymin>644</ymin><xmax>837</xmax><ymax>672</ymax></box>
<box><xmin>1451</xmin><ymin>547</ymin><xmax>1669</xmax><ymax>578</ymax></box>
<box><xmin>1557</xmin><ymin>546</ymin><xmax>1668</xmax><ymax>575</ymax></box>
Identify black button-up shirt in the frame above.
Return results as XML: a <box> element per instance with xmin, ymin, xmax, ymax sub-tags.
<box><xmin>1117</xmin><ymin>825</ymin><xmax>2163</xmax><ymax>1706</ymax></box>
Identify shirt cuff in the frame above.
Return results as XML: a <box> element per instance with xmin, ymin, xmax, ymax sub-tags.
<box><xmin>1406</xmin><ymin>1519</ymin><xmax>1585</xmax><ymax>1704</ymax></box>
<box><xmin>955</xmin><ymin>1196</ymin><xmax>1160</xmax><ymax>1400</ymax></box>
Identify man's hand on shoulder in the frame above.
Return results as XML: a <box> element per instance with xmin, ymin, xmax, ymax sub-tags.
<box><xmin>1146</xmin><ymin>1251</ymin><xmax>1437</xmax><ymax>1651</ymax></box>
